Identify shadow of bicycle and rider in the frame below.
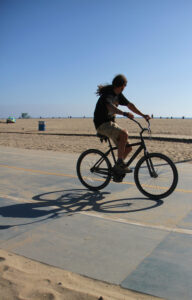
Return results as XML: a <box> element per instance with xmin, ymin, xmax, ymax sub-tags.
<box><xmin>0</xmin><ymin>189</ymin><xmax>163</xmax><ymax>230</ymax></box>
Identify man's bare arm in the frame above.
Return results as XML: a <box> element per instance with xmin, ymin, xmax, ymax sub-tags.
<box><xmin>127</xmin><ymin>102</ymin><xmax>150</xmax><ymax>120</ymax></box>
<box><xmin>106</xmin><ymin>103</ymin><xmax>133</xmax><ymax>118</ymax></box>
<box><xmin>106</xmin><ymin>102</ymin><xmax>150</xmax><ymax>120</ymax></box>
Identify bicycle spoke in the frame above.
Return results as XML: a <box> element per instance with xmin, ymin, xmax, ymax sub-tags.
<box><xmin>134</xmin><ymin>153</ymin><xmax>178</xmax><ymax>199</ymax></box>
<box><xmin>77</xmin><ymin>149</ymin><xmax>111</xmax><ymax>190</ymax></box>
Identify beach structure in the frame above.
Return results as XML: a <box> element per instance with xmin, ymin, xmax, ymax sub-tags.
<box><xmin>6</xmin><ymin>117</ymin><xmax>16</xmax><ymax>123</ymax></box>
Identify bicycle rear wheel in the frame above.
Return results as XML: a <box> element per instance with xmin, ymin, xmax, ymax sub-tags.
<box><xmin>134</xmin><ymin>153</ymin><xmax>178</xmax><ymax>199</ymax></box>
<box><xmin>76</xmin><ymin>149</ymin><xmax>112</xmax><ymax>191</ymax></box>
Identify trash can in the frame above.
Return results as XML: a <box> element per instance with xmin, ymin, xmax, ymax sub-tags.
<box><xmin>38</xmin><ymin>121</ymin><xmax>46</xmax><ymax>131</ymax></box>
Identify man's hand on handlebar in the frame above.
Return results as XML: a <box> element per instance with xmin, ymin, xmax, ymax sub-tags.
<box><xmin>143</xmin><ymin>114</ymin><xmax>151</xmax><ymax>121</ymax></box>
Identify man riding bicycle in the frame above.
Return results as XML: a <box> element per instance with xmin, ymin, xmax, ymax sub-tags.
<box><xmin>93</xmin><ymin>74</ymin><xmax>150</xmax><ymax>174</ymax></box>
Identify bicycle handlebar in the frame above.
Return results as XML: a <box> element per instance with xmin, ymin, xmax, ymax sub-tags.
<box><xmin>128</xmin><ymin>117</ymin><xmax>151</xmax><ymax>135</ymax></box>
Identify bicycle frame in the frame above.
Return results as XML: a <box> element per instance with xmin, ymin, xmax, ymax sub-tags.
<box><xmin>91</xmin><ymin>119</ymin><xmax>157</xmax><ymax>178</ymax></box>
<box><xmin>77</xmin><ymin>118</ymin><xmax>178</xmax><ymax>198</ymax></box>
<box><xmin>102</xmin><ymin>119</ymin><xmax>150</xmax><ymax>168</ymax></box>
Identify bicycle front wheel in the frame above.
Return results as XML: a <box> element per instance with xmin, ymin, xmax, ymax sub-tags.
<box><xmin>76</xmin><ymin>149</ymin><xmax>112</xmax><ymax>191</ymax></box>
<box><xmin>134</xmin><ymin>153</ymin><xmax>178</xmax><ymax>199</ymax></box>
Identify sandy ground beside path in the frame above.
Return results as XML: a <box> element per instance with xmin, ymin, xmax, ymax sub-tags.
<box><xmin>1</xmin><ymin>118</ymin><xmax>192</xmax><ymax>164</ymax></box>
<box><xmin>0</xmin><ymin>132</ymin><xmax>191</xmax><ymax>163</ymax></box>
<box><xmin>0</xmin><ymin>117</ymin><xmax>192</xmax><ymax>136</ymax></box>
<box><xmin>0</xmin><ymin>249</ymin><xmax>162</xmax><ymax>300</ymax></box>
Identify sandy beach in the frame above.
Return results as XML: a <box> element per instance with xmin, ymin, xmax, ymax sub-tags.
<box><xmin>0</xmin><ymin>118</ymin><xmax>192</xmax><ymax>163</ymax></box>
<box><xmin>0</xmin><ymin>117</ymin><xmax>191</xmax><ymax>299</ymax></box>
<box><xmin>0</xmin><ymin>248</ymin><xmax>162</xmax><ymax>300</ymax></box>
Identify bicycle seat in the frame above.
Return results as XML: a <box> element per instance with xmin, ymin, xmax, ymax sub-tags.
<box><xmin>96</xmin><ymin>133</ymin><xmax>108</xmax><ymax>143</ymax></box>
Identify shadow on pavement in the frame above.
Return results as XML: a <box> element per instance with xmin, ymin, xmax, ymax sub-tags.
<box><xmin>0</xmin><ymin>189</ymin><xmax>163</xmax><ymax>230</ymax></box>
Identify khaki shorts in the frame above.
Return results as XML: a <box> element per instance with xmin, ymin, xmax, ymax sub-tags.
<box><xmin>97</xmin><ymin>121</ymin><xmax>127</xmax><ymax>146</ymax></box>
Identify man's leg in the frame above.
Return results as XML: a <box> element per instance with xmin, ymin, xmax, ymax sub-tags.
<box><xmin>114</xmin><ymin>130</ymin><xmax>133</xmax><ymax>174</ymax></box>
<box><xmin>117</xmin><ymin>130</ymin><xmax>132</xmax><ymax>160</ymax></box>
<box><xmin>123</xmin><ymin>143</ymin><xmax>132</xmax><ymax>160</ymax></box>
<box><xmin>97</xmin><ymin>122</ymin><xmax>132</xmax><ymax>172</ymax></box>
<box><xmin>117</xmin><ymin>130</ymin><xmax>128</xmax><ymax>159</ymax></box>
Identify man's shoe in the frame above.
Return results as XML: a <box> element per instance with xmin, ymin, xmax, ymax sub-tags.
<box><xmin>122</xmin><ymin>162</ymin><xmax>132</xmax><ymax>173</ymax></box>
<box><xmin>113</xmin><ymin>161</ymin><xmax>132</xmax><ymax>174</ymax></box>
<box><xmin>113</xmin><ymin>162</ymin><xmax>125</xmax><ymax>174</ymax></box>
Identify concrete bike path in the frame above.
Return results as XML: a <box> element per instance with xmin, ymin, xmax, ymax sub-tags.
<box><xmin>0</xmin><ymin>146</ymin><xmax>192</xmax><ymax>300</ymax></box>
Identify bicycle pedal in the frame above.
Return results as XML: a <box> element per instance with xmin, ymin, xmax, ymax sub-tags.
<box><xmin>113</xmin><ymin>177</ymin><xmax>123</xmax><ymax>183</ymax></box>
<box><xmin>113</xmin><ymin>173</ymin><xmax>125</xmax><ymax>183</ymax></box>
<box><xmin>112</xmin><ymin>167</ymin><xmax>125</xmax><ymax>176</ymax></box>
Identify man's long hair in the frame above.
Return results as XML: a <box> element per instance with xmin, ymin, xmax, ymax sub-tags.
<box><xmin>96</xmin><ymin>74</ymin><xmax>127</xmax><ymax>96</ymax></box>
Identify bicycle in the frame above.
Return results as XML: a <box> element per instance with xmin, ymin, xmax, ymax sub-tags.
<box><xmin>76</xmin><ymin>118</ymin><xmax>178</xmax><ymax>199</ymax></box>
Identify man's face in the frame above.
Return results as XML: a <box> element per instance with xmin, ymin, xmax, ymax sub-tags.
<box><xmin>114</xmin><ymin>83</ymin><xmax>127</xmax><ymax>94</ymax></box>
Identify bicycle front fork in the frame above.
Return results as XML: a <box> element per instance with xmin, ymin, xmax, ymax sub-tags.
<box><xmin>145</xmin><ymin>155</ymin><xmax>158</xmax><ymax>178</ymax></box>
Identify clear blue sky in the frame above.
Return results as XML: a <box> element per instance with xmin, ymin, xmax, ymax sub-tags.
<box><xmin>0</xmin><ymin>0</ymin><xmax>192</xmax><ymax>118</ymax></box>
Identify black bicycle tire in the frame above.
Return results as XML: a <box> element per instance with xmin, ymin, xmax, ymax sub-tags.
<box><xmin>134</xmin><ymin>153</ymin><xmax>178</xmax><ymax>199</ymax></box>
<box><xmin>76</xmin><ymin>149</ymin><xmax>112</xmax><ymax>191</ymax></box>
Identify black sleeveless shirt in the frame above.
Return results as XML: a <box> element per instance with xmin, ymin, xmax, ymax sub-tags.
<box><xmin>94</xmin><ymin>87</ymin><xmax>130</xmax><ymax>129</ymax></box>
